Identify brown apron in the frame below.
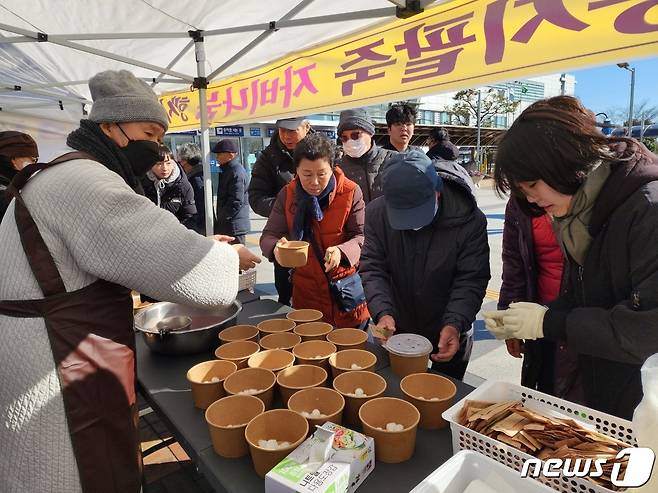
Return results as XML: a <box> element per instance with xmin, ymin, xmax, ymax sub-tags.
<box><xmin>0</xmin><ymin>153</ymin><xmax>142</xmax><ymax>492</ymax></box>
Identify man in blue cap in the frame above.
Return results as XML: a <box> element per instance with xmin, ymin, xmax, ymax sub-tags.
<box><xmin>213</xmin><ymin>139</ymin><xmax>250</xmax><ymax>245</ymax></box>
<box><xmin>360</xmin><ymin>150</ymin><xmax>490</xmax><ymax>379</ymax></box>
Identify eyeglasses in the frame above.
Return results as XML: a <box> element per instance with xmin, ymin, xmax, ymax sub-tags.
<box><xmin>340</xmin><ymin>131</ymin><xmax>363</xmax><ymax>143</ymax></box>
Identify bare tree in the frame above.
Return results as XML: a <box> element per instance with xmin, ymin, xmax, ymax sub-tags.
<box><xmin>445</xmin><ymin>88</ymin><xmax>519</xmax><ymax>127</ymax></box>
<box><xmin>605</xmin><ymin>99</ymin><xmax>658</xmax><ymax>127</ymax></box>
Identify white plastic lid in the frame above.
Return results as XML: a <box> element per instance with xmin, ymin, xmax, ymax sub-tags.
<box><xmin>385</xmin><ymin>333</ymin><xmax>433</xmax><ymax>357</ymax></box>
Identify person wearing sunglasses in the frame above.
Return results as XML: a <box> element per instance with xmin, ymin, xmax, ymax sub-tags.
<box><xmin>0</xmin><ymin>131</ymin><xmax>39</xmax><ymax>220</ymax></box>
<box><xmin>337</xmin><ymin>108</ymin><xmax>396</xmax><ymax>205</ymax></box>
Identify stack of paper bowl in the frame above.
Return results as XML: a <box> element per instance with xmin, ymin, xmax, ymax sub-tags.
<box><xmin>286</xmin><ymin>309</ymin><xmax>323</xmax><ymax>324</ymax></box>
<box><xmin>259</xmin><ymin>332</ymin><xmax>301</xmax><ymax>351</ymax></box>
<box><xmin>218</xmin><ymin>324</ymin><xmax>259</xmax><ymax>345</ymax></box>
<box><xmin>247</xmin><ymin>348</ymin><xmax>295</xmax><ymax>374</ymax></box>
<box><xmin>276</xmin><ymin>365</ymin><xmax>328</xmax><ymax>406</ymax></box>
<box><xmin>328</xmin><ymin>349</ymin><xmax>377</xmax><ymax>378</ymax></box>
<box><xmin>287</xmin><ymin>387</ymin><xmax>345</xmax><ymax>432</ymax></box>
<box><xmin>205</xmin><ymin>395</ymin><xmax>264</xmax><ymax>458</ymax></box>
<box><xmin>214</xmin><ymin>340</ymin><xmax>260</xmax><ymax>369</ymax></box>
<box><xmin>186</xmin><ymin>360</ymin><xmax>237</xmax><ymax>409</ymax></box>
<box><xmin>294</xmin><ymin>322</ymin><xmax>333</xmax><ymax>342</ymax></box>
<box><xmin>223</xmin><ymin>367</ymin><xmax>277</xmax><ymax>409</ymax></box>
<box><xmin>400</xmin><ymin>373</ymin><xmax>457</xmax><ymax>429</ymax></box>
<box><xmin>292</xmin><ymin>340</ymin><xmax>336</xmax><ymax>372</ymax></box>
<box><xmin>332</xmin><ymin>370</ymin><xmax>387</xmax><ymax>426</ymax></box>
<box><xmin>326</xmin><ymin>328</ymin><xmax>368</xmax><ymax>351</ymax></box>
<box><xmin>385</xmin><ymin>334</ymin><xmax>433</xmax><ymax>378</ymax></box>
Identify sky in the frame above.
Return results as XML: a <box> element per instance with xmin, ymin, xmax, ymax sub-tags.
<box><xmin>571</xmin><ymin>57</ymin><xmax>658</xmax><ymax>123</ymax></box>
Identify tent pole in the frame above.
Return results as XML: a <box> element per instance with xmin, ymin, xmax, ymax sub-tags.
<box><xmin>193</xmin><ymin>35</ymin><xmax>214</xmax><ymax>237</ymax></box>
<box><xmin>151</xmin><ymin>41</ymin><xmax>195</xmax><ymax>89</ymax></box>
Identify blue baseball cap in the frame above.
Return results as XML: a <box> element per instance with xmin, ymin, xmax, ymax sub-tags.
<box><xmin>382</xmin><ymin>150</ymin><xmax>443</xmax><ymax>230</ymax></box>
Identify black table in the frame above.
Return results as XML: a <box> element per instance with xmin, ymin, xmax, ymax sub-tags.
<box><xmin>136</xmin><ymin>299</ymin><xmax>474</xmax><ymax>493</ymax></box>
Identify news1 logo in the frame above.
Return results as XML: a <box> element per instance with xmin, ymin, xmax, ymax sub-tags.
<box><xmin>521</xmin><ymin>448</ymin><xmax>656</xmax><ymax>487</ymax></box>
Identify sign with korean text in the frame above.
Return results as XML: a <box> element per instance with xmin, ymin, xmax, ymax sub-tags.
<box><xmin>215</xmin><ymin>126</ymin><xmax>244</xmax><ymax>137</ymax></box>
<box><xmin>160</xmin><ymin>0</ymin><xmax>658</xmax><ymax>131</ymax></box>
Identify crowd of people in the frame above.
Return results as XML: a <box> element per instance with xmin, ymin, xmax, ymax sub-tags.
<box><xmin>1</xmin><ymin>68</ymin><xmax>657</xmax><ymax>491</ymax></box>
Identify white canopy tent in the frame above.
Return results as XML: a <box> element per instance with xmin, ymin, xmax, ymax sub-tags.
<box><xmin>0</xmin><ymin>0</ymin><xmax>437</xmax><ymax>233</ymax></box>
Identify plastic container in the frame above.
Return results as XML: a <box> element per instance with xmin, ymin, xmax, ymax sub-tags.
<box><xmin>257</xmin><ymin>318</ymin><xmax>296</xmax><ymax>338</ymax></box>
<box><xmin>223</xmin><ymin>367</ymin><xmax>277</xmax><ymax>410</ymax></box>
<box><xmin>326</xmin><ymin>328</ymin><xmax>368</xmax><ymax>351</ymax></box>
<box><xmin>286</xmin><ymin>309</ymin><xmax>323</xmax><ymax>324</ymax></box>
<box><xmin>385</xmin><ymin>333</ymin><xmax>433</xmax><ymax>378</ymax></box>
<box><xmin>276</xmin><ymin>364</ymin><xmax>328</xmax><ymax>407</ymax></box>
<box><xmin>332</xmin><ymin>370</ymin><xmax>387</xmax><ymax>426</ymax></box>
<box><xmin>292</xmin><ymin>340</ymin><xmax>336</xmax><ymax>372</ymax></box>
<box><xmin>218</xmin><ymin>324</ymin><xmax>259</xmax><ymax>345</ymax></box>
<box><xmin>259</xmin><ymin>332</ymin><xmax>301</xmax><ymax>351</ymax></box>
<box><xmin>205</xmin><ymin>394</ymin><xmax>264</xmax><ymax>458</ymax></box>
<box><xmin>287</xmin><ymin>387</ymin><xmax>345</xmax><ymax>433</ymax></box>
<box><xmin>247</xmin><ymin>348</ymin><xmax>295</xmax><ymax>374</ymax></box>
<box><xmin>214</xmin><ymin>340</ymin><xmax>260</xmax><ymax>369</ymax></box>
<box><xmin>245</xmin><ymin>409</ymin><xmax>309</xmax><ymax>477</ymax></box>
<box><xmin>276</xmin><ymin>241</ymin><xmax>309</xmax><ymax>268</ymax></box>
<box><xmin>409</xmin><ymin>450</ymin><xmax>555</xmax><ymax>493</ymax></box>
<box><xmin>400</xmin><ymin>373</ymin><xmax>456</xmax><ymax>430</ymax></box>
<box><xmin>294</xmin><ymin>322</ymin><xmax>333</xmax><ymax>342</ymax></box>
<box><xmin>359</xmin><ymin>397</ymin><xmax>420</xmax><ymax>463</ymax></box>
<box><xmin>442</xmin><ymin>380</ymin><xmax>637</xmax><ymax>493</ymax></box>
<box><xmin>186</xmin><ymin>360</ymin><xmax>238</xmax><ymax>409</ymax></box>
<box><xmin>328</xmin><ymin>349</ymin><xmax>377</xmax><ymax>378</ymax></box>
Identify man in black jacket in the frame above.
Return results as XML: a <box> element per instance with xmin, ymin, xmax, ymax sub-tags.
<box><xmin>248</xmin><ymin>117</ymin><xmax>310</xmax><ymax>304</ymax></box>
<box><xmin>178</xmin><ymin>142</ymin><xmax>205</xmax><ymax>234</ymax></box>
<box><xmin>360</xmin><ymin>151</ymin><xmax>490</xmax><ymax>379</ymax></box>
<box><xmin>213</xmin><ymin>139</ymin><xmax>250</xmax><ymax>245</ymax></box>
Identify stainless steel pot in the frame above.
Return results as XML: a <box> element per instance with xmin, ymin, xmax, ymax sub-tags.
<box><xmin>134</xmin><ymin>300</ymin><xmax>242</xmax><ymax>355</ymax></box>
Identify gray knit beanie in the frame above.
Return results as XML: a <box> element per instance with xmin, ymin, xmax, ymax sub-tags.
<box><xmin>88</xmin><ymin>70</ymin><xmax>169</xmax><ymax>131</ymax></box>
<box><xmin>337</xmin><ymin>108</ymin><xmax>375</xmax><ymax>136</ymax></box>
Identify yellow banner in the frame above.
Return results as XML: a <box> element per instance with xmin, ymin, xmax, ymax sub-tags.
<box><xmin>160</xmin><ymin>0</ymin><xmax>658</xmax><ymax>131</ymax></box>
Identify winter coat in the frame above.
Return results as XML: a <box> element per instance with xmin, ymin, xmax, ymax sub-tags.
<box><xmin>248</xmin><ymin>132</ymin><xmax>296</xmax><ymax>217</ymax></box>
<box><xmin>499</xmin><ymin>197</ymin><xmax>580</xmax><ymax>399</ymax></box>
<box><xmin>260</xmin><ymin>167</ymin><xmax>369</xmax><ymax>328</ymax></box>
<box><xmin>338</xmin><ymin>143</ymin><xmax>396</xmax><ymax>204</ymax></box>
<box><xmin>142</xmin><ymin>164</ymin><xmax>197</xmax><ymax>229</ymax></box>
<box><xmin>360</xmin><ymin>161</ymin><xmax>490</xmax><ymax>351</ymax></box>
<box><xmin>542</xmin><ymin>142</ymin><xmax>658</xmax><ymax>419</ymax></box>
<box><xmin>215</xmin><ymin>157</ymin><xmax>250</xmax><ymax>236</ymax></box>
<box><xmin>381</xmin><ymin>141</ymin><xmax>423</xmax><ymax>153</ymax></box>
<box><xmin>186</xmin><ymin>164</ymin><xmax>206</xmax><ymax>234</ymax></box>
<box><xmin>427</xmin><ymin>140</ymin><xmax>460</xmax><ymax>161</ymax></box>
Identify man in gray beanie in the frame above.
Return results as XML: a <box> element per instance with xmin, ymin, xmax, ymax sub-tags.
<box><xmin>337</xmin><ymin>108</ymin><xmax>396</xmax><ymax>204</ymax></box>
<box><xmin>0</xmin><ymin>69</ymin><xmax>259</xmax><ymax>493</ymax></box>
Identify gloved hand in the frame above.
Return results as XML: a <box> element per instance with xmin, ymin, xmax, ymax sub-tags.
<box><xmin>482</xmin><ymin>310</ymin><xmax>509</xmax><ymax>340</ymax></box>
<box><xmin>502</xmin><ymin>302</ymin><xmax>547</xmax><ymax>340</ymax></box>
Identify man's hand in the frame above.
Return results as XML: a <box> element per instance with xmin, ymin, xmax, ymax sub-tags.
<box><xmin>273</xmin><ymin>237</ymin><xmax>289</xmax><ymax>266</ymax></box>
<box><xmin>371</xmin><ymin>315</ymin><xmax>396</xmax><ymax>343</ymax></box>
<box><xmin>505</xmin><ymin>338</ymin><xmax>524</xmax><ymax>358</ymax></box>
<box><xmin>232</xmin><ymin>244</ymin><xmax>261</xmax><ymax>271</ymax></box>
<box><xmin>324</xmin><ymin>246</ymin><xmax>341</xmax><ymax>272</ymax></box>
<box><xmin>209</xmin><ymin>234</ymin><xmax>235</xmax><ymax>243</ymax></box>
<box><xmin>431</xmin><ymin>325</ymin><xmax>460</xmax><ymax>363</ymax></box>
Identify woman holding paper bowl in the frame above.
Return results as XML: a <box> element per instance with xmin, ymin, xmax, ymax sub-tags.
<box><xmin>260</xmin><ymin>133</ymin><xmax>369</xmax><ymax>329</ymax></box>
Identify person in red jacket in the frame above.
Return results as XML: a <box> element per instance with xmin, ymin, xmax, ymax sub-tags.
<box><xmin>260</xmin><ymin>133</ymin><xmax>369</xmax><ymax>328</ymax></box>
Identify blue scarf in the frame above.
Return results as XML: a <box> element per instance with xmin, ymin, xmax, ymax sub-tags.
<box><xmin>292</xmin><ymin>174</ymin><xmax>336</xmax><ymax>241</ymax></box>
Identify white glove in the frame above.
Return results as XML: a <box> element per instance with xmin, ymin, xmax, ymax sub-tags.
<box><xmin>502</xmin><ymin>302</ymin><xmax>547</xmax><ymax>340</ymax></box>
<box><xmin>482</xmin><ymin>310</ymin><xmax>509</xmax><ymax>340</ymax></box>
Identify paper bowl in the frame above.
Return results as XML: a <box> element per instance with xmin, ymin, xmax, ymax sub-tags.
<box><xmin>293</xmin><ymin>322</ymin><xmax>333</xmax><ymax>342</ymax></box>
<box><xmin>205</xmin><ymin>395</ymin><xmax>264</xmax><ymax>458</ymax></box>
<box><xmin>245</xmin><ymin>409</ymin><xmax>309</xmax><ymax>477</ymax></box>
<box><xmin>332</xmin><ymin>370</ymin><xmax>387</xmax><ymax>426</ymax></box>
<box><xmin>247</xmin><ymin>348</ymin><xmax>295</xmax><ymax>374</ymax></box>
<box><xmin>328</xmin><ymin>349</ymin><xmax>377</xmax><ymax>378</ymax></box>
<box><xmin>400</xmin><ymin>373</ymin><xmax>457</xmax><ymax>429</ymax></box>
<box><xmin>186</xmin><ymin>360</ymin><xmax>237</xmax><ymax>409</ymax></box>
<box><xmin>287</xmin><ymin>387</ymin><xmax>344</xmax><ymax>433</ymax></box>
<box><xmin>286</xmin><ymin>309</ymin><xmax>323</xmax><ymax>324</ymax></box>
<box><xmin>292</xmin><ymin>340</ymin><xmax>336</xmax><ymax>372</ymax></box>
<box><xmin>214</xmin><ymin>340</ymin><xmax>260</xmax><ymax>369</ymax></box>
<box><xmin>223</xmin><ymin>367</ymin><xmax>276</xmax><ymax>409</ymax></box>
<box><xmin>218</xmin><ymin>324</ymin><xmax>259</xmax><ymax>345</ymax></box>
<box><xmin>276</xmin><ymin>241</ymin><xmax>309</xmax><ymax>268</ymax></box>
<box><xmin>326</xmin><ymin>328</ymin><xmax>368</xmax><ymax>351</ymax></box>
<box><xmin>276</xmin><ymin>364</ymin><xmax>328</xmax><ymax>406</ymax></box>
<box><xmin>259</xmin><ymin>332</ymin><xmax>301</xmax><ymax>351</ymax></box>
<box><xmin>359</xmin><ymin>397</ymin><xmax>420</xmax><ymax>463</ymax></box>
<box><xmin>257</xmin><ymin>318</ymin><xmax>296</xmax><ymax>338</ymax></box>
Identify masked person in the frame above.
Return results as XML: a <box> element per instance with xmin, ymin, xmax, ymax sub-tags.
<box><xmin>0</xmin><ymin>70</ymin><xmax>260</xmax><ymax>493</ymax></box>
<box><xmin>0</xmin><ymin>131</ymin><xmax>39</xmax><ymax>219</ymax></box>
<box><xmin>483</xmin><ymin>95</ymin><xmax>658</xmax><ymax>419</ymax></box>
<box><xmin>337</xmin><ymin>108</ymin><xmax>396</xmax><ymax>205</ymax></box>
<box><xmin>360</xmin><ymin>151</ymin><xmax>490</xmax><ymax>379</ymax></box>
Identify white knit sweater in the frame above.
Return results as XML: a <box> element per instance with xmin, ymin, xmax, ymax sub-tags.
<box><xmin>0</xmin><ymin>159</ymin><xmax>239</xmax><ymax>492</ymax></box>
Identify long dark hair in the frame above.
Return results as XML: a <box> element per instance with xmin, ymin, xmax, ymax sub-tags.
<box><xmin>493</xmin><ymin>96</ymin><xmax>635</xmax><ymax>214</ymax></box>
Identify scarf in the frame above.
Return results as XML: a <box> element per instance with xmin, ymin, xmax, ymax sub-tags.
<box><xmin>552</xmin><ymin>161</ymin><xmax>611</xmax><ymax>266</ymax></box>
<box><xmin>66</xmin><ymin>119</ymin><xmax>143</xmax><ymax>194</ymax></box>
<box><xmin>292</xmin><ymin>174</ymin><xmax>336</xmax><ymax>241</ymax></box>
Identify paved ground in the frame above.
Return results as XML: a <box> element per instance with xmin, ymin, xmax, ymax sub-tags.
<box><xmin>140</xmin><ymin>177</ymin><xmax>521</xmax><ymax>490</ymax></box>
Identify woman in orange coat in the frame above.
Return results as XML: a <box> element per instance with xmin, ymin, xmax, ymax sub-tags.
<box><xmin>260</xmin><ymin>133</ymin><xmax>369</xmax><ymax>328</ymax></box>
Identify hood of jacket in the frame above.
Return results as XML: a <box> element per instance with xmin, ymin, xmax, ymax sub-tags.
<box><xmin>434</xmin><ymin>160</ymin><xmax>479</xmax><ymax>229</ymax></box>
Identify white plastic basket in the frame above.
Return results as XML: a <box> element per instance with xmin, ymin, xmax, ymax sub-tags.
<box><xmin>442</xmin><ymin>380</ymin><xmax>636</xmax><ymax>493</ymax></box>
<box><xmin>238</xmin><ymin>269</ymin><xmax>257</xmax><ymax>292</ymax></box>
<box><xmin>411</xmin><ymin>450</ymin><xmax>555</xmax><ymax>493</ymax></box>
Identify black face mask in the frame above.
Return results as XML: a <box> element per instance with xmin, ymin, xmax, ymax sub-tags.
<box><xmin>117</xmin><ymin>125</ymin><xmax>164</xmax><ymax>177</ymax></box>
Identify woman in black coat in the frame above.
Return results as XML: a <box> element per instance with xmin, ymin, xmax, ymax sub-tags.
<box><xmin>142</xmin><ymin>145</ymin><xmax>197</xmax><ymax>229</ymax></box>
<box><xmin>484</xmin><ymin>96</ymin><xmax>658</xmax><ymax>419</ymax></box>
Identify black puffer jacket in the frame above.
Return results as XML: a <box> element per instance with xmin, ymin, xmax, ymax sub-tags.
<box><xmin>248</xmin><ymin>132</ymin><xmax>296</xmax><ymax>218</ymax></box>
<box><xmin>339</xmin><ymin>144</ymin><xmax>396</xmax><ymax>205</ymax></box>
<box><xmin>360</xmin><ymin>161</ymin><xmax>490</xmax><ymax>347</ymax></box>
<box><xmin>215</xmin><ymin>157</ymin><xmax>250</xmax><ymax>236</ymax></box>
<box><xmin>142</xmin><ymin>164</ymin><xmax>197</xmax><ymax>229</ymax></box>
<box><xmin>543</xmin><ymin>142</ymin><xmax>658</xmax><ymax>419</ymax></box>
<box><xmin>427</xmin><ymin>140</ymin><xmax>459</xmax><ymax>161</ymax></box>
